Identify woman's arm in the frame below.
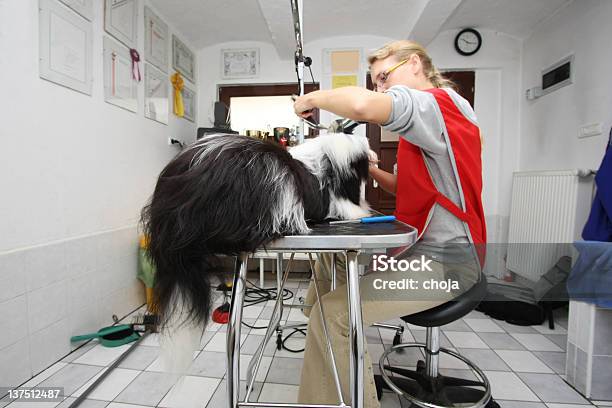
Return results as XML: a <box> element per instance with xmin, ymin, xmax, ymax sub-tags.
<box><xmin>293</xmin><ymin>87</ymin><xmax>392</xmax><ymax>125</ymax></box>
<box><xmin>369</xmin><ymin>166</ymin><xmax>397</xmax><ymax>195</ymax></box>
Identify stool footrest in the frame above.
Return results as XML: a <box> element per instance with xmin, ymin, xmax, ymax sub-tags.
<box><xmin>378</xmin><ymin>343</ymin><xmax>492</xmax><ymax>408</ymax></box>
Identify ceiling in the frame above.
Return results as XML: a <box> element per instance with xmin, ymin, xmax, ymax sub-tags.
<box><xmin>439</xmin><ymin>0</ymin><xmax>572</xmax><ymax>40</ymax></box>
<box><xmin>150</xmin><ymin>0</ymin><xmax>573</xmax><ymax>57</ymax></box>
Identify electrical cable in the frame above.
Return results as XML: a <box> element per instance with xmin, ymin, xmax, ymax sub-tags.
<box><xmin>280</xmin><ymin>327</ymin><xmax>307</xmax><ymax>353</ymax></box>
<box><xmin>212</xmin><ymin>267</ymin><xmax>308</xmax><ymax>352</ymax></box>
<box><xmin>221</xmin><ymin>276</ymin><xmax>308</xmax><ymax>352</ymax></box>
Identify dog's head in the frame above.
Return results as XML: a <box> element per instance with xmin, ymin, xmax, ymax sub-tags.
<box><xmin>289</xmin><ymin>132</ymin><xmax>371</xmax><ymax>220</ymax></box>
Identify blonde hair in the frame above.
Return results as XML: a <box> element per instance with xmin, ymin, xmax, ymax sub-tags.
<box><xmin>368</xmin><ymin>40</ymin><xmax>455</xmax><ymax>89</ymax></box>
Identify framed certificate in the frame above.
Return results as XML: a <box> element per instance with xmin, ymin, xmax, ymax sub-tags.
<box><xmin>221</xmin><ymin>48</ymin><xmax>259</xmax><ymax>79</ymax></box>
<box><xmin>104</xmin><ymin>0</ymin><xmax>138</xmax><ymax>48</ymax></box>
<box><xmin>144</xmin><ymin>6</ymin><xmax>168</xmax><ymax>72</ymax></box>
<box><xmin>103</xmin><ymin>36</ymin><xmax>138</xmax><ymax>112</ymax></box>
<box><xmin>39</xmin><ymin>0</ymin><xmax>93</xmax><ymax>95</ymax></box>
<box><xmin>181</xmin><ymin>85</ymin><xmax>196</xmax><ymax>122</ymax></box>
<box><xmin>58</xmin><ymin>0</ymin><xmax>93</xmax><ymax>21</ymax></box>
<box><xmin>145</xmin><ymin>63</ymin><xmax>168</xmax><ymax>125</ymax></box>
<box><xmin>172</xmin><ymin>35</ymin><xmax>195</xmax><ymax>83</ymax></box>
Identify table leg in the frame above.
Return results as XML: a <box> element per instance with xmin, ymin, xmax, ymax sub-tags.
<box><xmin>346</xmin><ymin>250</ymin><xmax>364</xmax><ymax>408</ymax></box>
<box><xmin>330</xmin><ymin>253</ymin><xmax>337</xmax><ymax>291</ymax></box>
<box><xmin>277</xmin><ymin>253</ymin><xmax>283</xmax><ymax>320</ymax></box>
<box><xmin>227</xmin><ymin>253</ymin><xmax>248</xmax><ymax>408</ymax></box>
<box><xmin>259</xmin><ymin>258</ymin><xmax>265</xmax><ymax>287</ymax></box>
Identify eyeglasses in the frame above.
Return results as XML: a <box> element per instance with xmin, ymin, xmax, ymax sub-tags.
<box><xmin>374</xmin><ymin>59</ymin><xmax>409</xmax><ymax>91</ymax></box>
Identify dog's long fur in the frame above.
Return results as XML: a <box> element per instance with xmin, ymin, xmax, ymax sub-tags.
<box><xmin>141</xmin><ymin>132</ymin><xmax>371</xmax><ymax>337</ymax></box>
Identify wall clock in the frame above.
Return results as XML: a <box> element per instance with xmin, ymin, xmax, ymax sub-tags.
<box><xmin>455</xmin><ymin>28</ymin><xmax>482</xmax><ymax>56</ymax></box>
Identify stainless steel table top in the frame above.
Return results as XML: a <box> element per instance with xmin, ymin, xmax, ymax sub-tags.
<box><xmin>264</xmin><ymin>220</ymin><xmax>417</xmax><ymax>251</ymax></box>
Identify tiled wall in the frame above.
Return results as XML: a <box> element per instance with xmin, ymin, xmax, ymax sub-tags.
<box><xmin>566</xmin><ymin>300</ymin><xmax>612</xmax><ymax>400</ymax></box>
<box><xmin>0</xmin><ymin>226</ymin><xmax>144</xmax><ymax>388</ymax></box>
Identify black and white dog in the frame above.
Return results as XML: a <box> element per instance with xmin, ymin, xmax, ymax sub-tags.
<box><xmin>141</xmin><ymin>132</ymin><xmax>371</xmax><ymax>341</ymax></box>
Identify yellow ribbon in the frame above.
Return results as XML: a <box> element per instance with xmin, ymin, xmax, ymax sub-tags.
<box><xmin>171</xmin><ymin>72</ymin><xmax>184</xmax><ymax>117</ymax></box>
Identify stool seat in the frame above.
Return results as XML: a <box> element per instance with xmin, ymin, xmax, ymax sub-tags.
<box><xmin>402</xmin><ymin>275</ymin><xmax>488</xmax><ymax>327</ymax></box>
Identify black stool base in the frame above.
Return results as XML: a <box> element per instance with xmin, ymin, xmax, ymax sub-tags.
<box><xmin>375</xmin><ymin>370</ymin><xmax>500</xmax><ymax>408</ymax></box>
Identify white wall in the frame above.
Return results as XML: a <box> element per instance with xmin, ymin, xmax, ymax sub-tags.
<box><xmin>0</xmin><ymin>0</ymin><xmax>198</xmax><ymax>251</ymax></box>
<box><xmin>0</xmin><ymin>0</ymin><xmax>196</xmax><ymax>386</ymax></box>
<box><xmin>520</xmin><ymin>0</ymin><xmax>612</xmax><ymax>172</ymax></box>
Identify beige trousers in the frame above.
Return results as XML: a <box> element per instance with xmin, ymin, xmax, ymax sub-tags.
<box><xmin>297</xmin><ymin>247</ymin><xmax>479</xmax><ymax>408</ymax></box>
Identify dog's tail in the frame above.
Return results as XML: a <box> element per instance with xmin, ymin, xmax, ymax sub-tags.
<box><xmin>141</xmin><ymin>186</ymin><xmax>219</xmax><ymax>331</ymax></box>
<box><xmin>140</xmin><ymin>177</ymin><xmax>220</xmax><ymax>374</ymax></box>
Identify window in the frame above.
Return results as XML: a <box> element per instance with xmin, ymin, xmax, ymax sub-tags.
<box><xmin>541</xmin><ymin>55</ymin><xmax>573</xmax><ymax>95</ymax></box>
<box><xmin>230</xmin><ymin>95</ymin><xmax>299</xmax><ymax>135</ymax></box>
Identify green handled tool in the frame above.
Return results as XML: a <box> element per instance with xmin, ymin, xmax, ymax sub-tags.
<box><xmin>70</xmin><ymin>324</ymin><xmax>140</xmax><ymax>347</ymax></box>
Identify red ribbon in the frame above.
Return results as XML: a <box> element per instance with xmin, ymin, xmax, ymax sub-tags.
<box><xmin>130</xmin><ymin>49</ymin><xmax>141</xmax><ymax>82</ymax></box>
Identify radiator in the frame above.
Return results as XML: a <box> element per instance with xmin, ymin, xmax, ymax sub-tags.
<box><xmin>506</xmin><ymin>169</ymin><xmax>594</xmax><ymax>282</ymax></box>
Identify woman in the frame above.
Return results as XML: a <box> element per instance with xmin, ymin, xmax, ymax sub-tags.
<box><xmin>293</xmin><ymin>40</ymin><xmax>486</xmax><ymax>407</ymax></box>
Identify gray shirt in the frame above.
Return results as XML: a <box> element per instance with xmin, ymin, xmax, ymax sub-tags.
<box><xmin>381</xmin><ymin>85</ymin><xmax>480</xmax><ymax>244</ymax></box>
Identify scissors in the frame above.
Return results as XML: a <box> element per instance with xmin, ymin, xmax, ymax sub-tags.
<box><xmin>291</xmin><ymin>94</ymin><xmax>328</xmax><ymax>130</ymax></box>
<box><xmin>291</xmin><ymin>94</ymin><xmax>365</xmax><ymax>134</ymax></box>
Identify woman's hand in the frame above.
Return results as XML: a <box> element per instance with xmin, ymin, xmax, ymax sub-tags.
<box><xmin>368</xmin><ymin>149</ymin><xmax>379</xmax><ymax>168</ymax></box>
<box><xmin>293</xmin><ymin>94</ymin><xmax>316</xmax><ymax>118</ymax></box>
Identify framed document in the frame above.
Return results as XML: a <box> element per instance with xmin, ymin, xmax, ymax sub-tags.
<box><xmin>39</xmin><ymin>0</ymin><xmax>93</xmax><ymax>95</ymax></box>
<box><xmin>172</xmin><ymin>35</ymin><xmax>195</xmax><ymax>83</ymax></box>
<box><xmin>103</xmin><ymin>36</ymin><xmax>137</xmax><ymax>112</ymax></box>
<box><xmin>181</xmin><ymin>85</ymin><xmax>196</xmax><ymax>122</ymax></box>
<box><xmin>145</xmin><ymin>63</ymin><xmax>168</xmax><ymax>125</ymax></box>
<box><xmin>221</xmin><ymin>48</ymin><xmax>259</xmax><ymax>79</ymax></box>
<box><xmin>104</xmin><ymin>0</ymin><xmax>138</xmax><ymax>48</ymax></box>
<box><xmin>144</xmin><ymin>6</ymin><xmax>168</xmax><ymax>72</ymax></box>
<box><xmin>58</xmin><ymin>0</ymin><xmax>93</xmax><ymax>21</ymax></box>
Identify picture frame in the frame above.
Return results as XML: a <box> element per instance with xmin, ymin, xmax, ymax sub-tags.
<box><xmin>144</xmin><ymin>6</ymin><xmax>168</xmax><ymax>72</ymax></box>
<box><xmin>58</xmin><ymin>0</ymin><xmax>94</xmax><ymax>21</ymax></box>
<box><xmin>221</xmin><ymin>48</ymin><xmax>259</xmax><ymax>79</ymax></box>
<box><xmin>144</xmin><ymin>63</ymin><xmax>169</xmax><ymax>125</ymax></box>
<box><xmin>104</xmin><ymin>0</ymin><xmax>138</xmax><ymax>49</ymax></box>
<box><xmin>39</xmin><ymin>0</ymin><xmax>93</xmax><ymax>95</ymax></box>
<box><xmin>180</xmin><ymin>85</ymin><xmax>196</xmax><ymax>122</ymax></box>
<box><xmin>103</xmin><ymin>36</ymin><xmax>138</xmax><ymax>113</ymax></box>
<box><xmin>172</xmin><ymin>35</ymin><xmax>195</xmax><ymax>83</ymax></box>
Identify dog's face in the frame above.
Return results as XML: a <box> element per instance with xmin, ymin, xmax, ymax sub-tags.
<box><xmin>289</xmin><ymin>132</ymin><xmax>371</xmax><ymax>221</ymax></box>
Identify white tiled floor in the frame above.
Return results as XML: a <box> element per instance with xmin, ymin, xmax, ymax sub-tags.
<box><xmin>3</xmin><ymin>278</ymin><xmax>602</xmax><ymax>408</ymax></box>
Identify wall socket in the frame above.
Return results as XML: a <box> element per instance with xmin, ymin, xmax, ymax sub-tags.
<box><xmin>578</xmin><ymin>123</ymin><xmax>602</xmax><ymax>139</ymax></box>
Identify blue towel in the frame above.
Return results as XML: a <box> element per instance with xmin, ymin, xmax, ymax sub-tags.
<box><xmin>567</xmin><ymin>240</ymin><xmax>612</xmax><ymax>308</ymax></box>
<box><xmin>582</xmin><ymin>129</ymin><xmax>612</xmax><ymax>241</ymax></box>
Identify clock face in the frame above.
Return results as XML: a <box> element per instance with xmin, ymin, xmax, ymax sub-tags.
<box><xmin>456</xmin><ymin>29</ymin><xmax>481</xmax><ymax>56</ymax></box>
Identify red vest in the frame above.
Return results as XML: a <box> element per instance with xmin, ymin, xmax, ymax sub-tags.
<box><xmin>394</xmin><ymin>88</ymin><xmax>486</xmax><ymax>262</ymax></box>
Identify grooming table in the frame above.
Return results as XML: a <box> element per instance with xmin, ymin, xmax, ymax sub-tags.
<box><xmin>226</xmin><ymin>220</ymin><xmax>418</xmax><ymax>408</ymax></box>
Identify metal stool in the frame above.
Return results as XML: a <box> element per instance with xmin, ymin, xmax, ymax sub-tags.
<box><xmin>375</xmin><ymin>274</ymin><xmax>498</xmax><ymax>408</ymax></box>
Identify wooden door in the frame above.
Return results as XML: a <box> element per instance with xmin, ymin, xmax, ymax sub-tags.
<box><xmin>365</xmin><ymin>71</ymin><xmax>475</xmax><ymax>214</ymax></box>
